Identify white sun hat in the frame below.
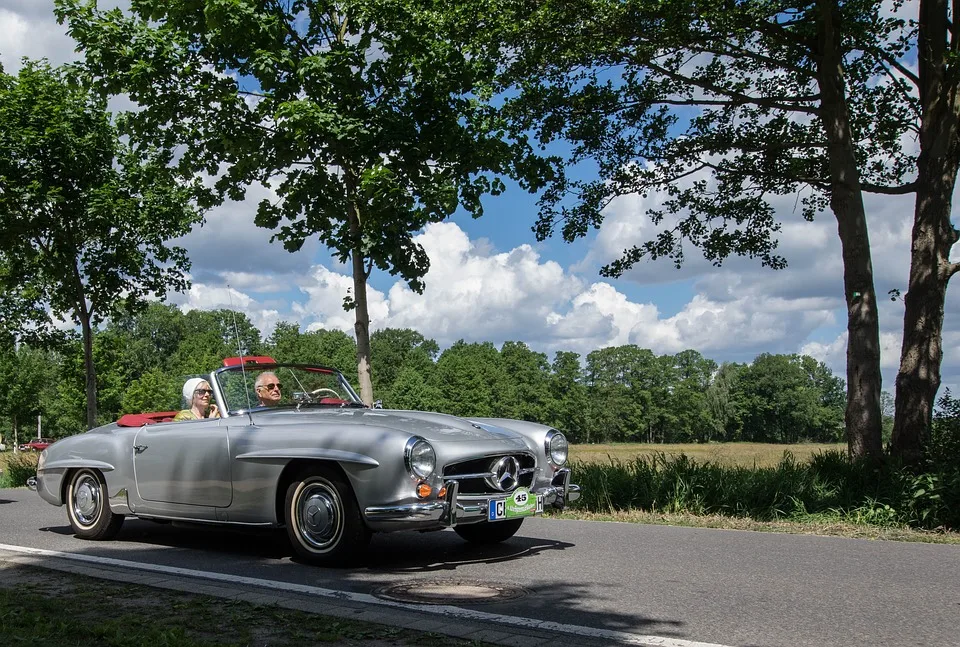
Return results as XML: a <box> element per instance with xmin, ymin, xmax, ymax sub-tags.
<box><xmin>182</xmin><ymin>377</ymin><xmax>207</xmax><ymax>406</ymax></box>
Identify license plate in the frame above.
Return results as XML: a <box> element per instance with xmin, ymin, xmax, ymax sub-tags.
<box><xmin>488</xmin><ymin>487</ymin><xmax>544</xmax><ymax>521</ymax></box>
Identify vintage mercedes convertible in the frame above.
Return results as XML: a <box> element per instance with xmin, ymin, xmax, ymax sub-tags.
<box><xmin>30</xmin><ymin>357</ymin><xmax>580</xmax><ymax>564</ymax></box>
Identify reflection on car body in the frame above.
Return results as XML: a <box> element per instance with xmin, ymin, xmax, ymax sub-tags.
<box><xmin>30</xmin><ymin>356</ymin><xmax>581</xmax><ymax>564</ymax></box>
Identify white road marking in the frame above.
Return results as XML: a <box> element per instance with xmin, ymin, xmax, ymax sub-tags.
<box><xmin>0</xmin><ymin>542</ymin><xmax>731</xmax><ymax>647</ymax></box>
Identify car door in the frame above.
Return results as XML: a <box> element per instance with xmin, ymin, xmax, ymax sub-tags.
<box><xmin>133</xmin><ymin>418</ymin><xmax>232</xmax><ymax>508</ymax></box>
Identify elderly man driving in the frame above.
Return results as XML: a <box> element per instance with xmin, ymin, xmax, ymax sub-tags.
<box><xmin>254</xmin><ymin>371</ymin><xmax>283</xmax><ymax>407</ymax></box>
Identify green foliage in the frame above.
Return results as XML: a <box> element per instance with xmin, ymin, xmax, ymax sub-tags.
<box><xmin>55</xmin><ymin>0</ymin><xmax>550</xmax><ymax>405</ymax></box>
<box><xmin>0</xmin><ymin>60</ymin><xmax>202</xmax><ymax>428</ymax></box>
<box><xmin>570</xmin><ymin>449</ymin><xmax>960</xmax><ymax>531</ymax></box>
<box><xmin>0</xmin><ymin>452</ymin><xmax>39</xmax><ymax>488</ymax></box>
<box><xmin>433</xmin><ymin>340</ymin><xmax>507</xmax><ymax>417</ymax></box>
<box><xmin>385</xmin><ymin>366</ymin><xmax>444</xmax><ymax>411</ymax></box>
<box><xmin>495</xmin><ymin>0</ymin><xmax>914</xmax><ymax>272</ymax></box>
<box><xmin>1</xmin><ymin>299</ymin><xmax>856</xmax><ymax>447</ymax></box>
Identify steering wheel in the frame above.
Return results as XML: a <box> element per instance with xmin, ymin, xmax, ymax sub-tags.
<box><xmin>309</xmin><ymin>388</ymin><xmax>341</xmax><ymax>399</ymax></box>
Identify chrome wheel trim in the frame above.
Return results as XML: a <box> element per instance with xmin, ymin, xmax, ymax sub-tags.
<box><xmin>72</xmin><ymin>473</ymin><xmax>101</xmax><ymax>527</ymax></box>
<box><xmin>295</xmin><ymin>480</ymin><xmax>343</xmax><ymax>552</ymax></box>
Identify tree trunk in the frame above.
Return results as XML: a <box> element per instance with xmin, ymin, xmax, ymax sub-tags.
<box><xmin>351</xmin><ymin>245</ymin><xmax>375</xmax><ymax>406</ymax></box>
<box><xmin>816</xmin><ymin>0</ymin><xmax>882</xmax><ymax>460</ymax></box>
<box><xmin>345</xmin><ymin>180</ymin><xmax>374</xmax><ymax>406</ymax></box>
<box><xmin>893</xmin><ymin>170</ymin><xmax>957</xmax><ymax>461</ymax></box>
<box><xmin>79</xmin><ymin>307</ymin><xmax>98</xmax><ymax>429</ymax></box>
<box><xmin>892</xmin><ymin>0</ymin><xmax>960</xmax><ymax>463</ymax></box>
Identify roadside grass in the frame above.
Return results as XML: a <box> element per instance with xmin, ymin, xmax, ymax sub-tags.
<box><xmin>566</xmin><ymin>449</ymin><xmax>960</xmax><ymax>535</ymax></box>
<box><xmin>0</xmin><ymin>564</ymin><xmax>489</xmax><ymax>647</ymax></box>
<box><xmin>549</xmin><ymin>509</ymin><xmax>960</xmax><ymax>544</ymax></box>
<box><xmin>0</xmin><ymin>452</ymin><xmax>38</xmax><ymax>489</ymax></box>
<box><xmin>569</xmin><ymin>442</ymin><xmax>846</xmax><ymax>468</ymax></box>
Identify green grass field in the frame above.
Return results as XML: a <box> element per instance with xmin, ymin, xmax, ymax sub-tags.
<box><xmin>569</xmin><ymin>442</ymin><xmax>846</xmax><ymax>468</ymax></box>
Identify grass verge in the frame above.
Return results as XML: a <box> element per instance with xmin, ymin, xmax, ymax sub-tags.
<box><xmin>549</xmin><ymin>509</ymin><xmax>960</xmax><ymax>544</ymax></box>
<box><xmin>0</xmin><ymin>562</ymin><xmax>488</xmax><ymax>647</ymax></box>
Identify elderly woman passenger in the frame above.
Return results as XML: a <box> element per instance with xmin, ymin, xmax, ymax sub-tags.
<box><xmin>173</xmin><ymin>378</ymin><xmax>220</xmax><ymax>421</ymax></box>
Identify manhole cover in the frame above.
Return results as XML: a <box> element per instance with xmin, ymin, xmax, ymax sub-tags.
<box><xmin>374</xmin><ymin>579</ymin><xmax>528</xmax><ymax>605</ymax></box>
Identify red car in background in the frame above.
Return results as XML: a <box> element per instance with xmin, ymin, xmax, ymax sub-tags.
<box><xmin>19</xmin><ymin>438</ymin><xmax>55</xmax><ymax>451</ymax></box>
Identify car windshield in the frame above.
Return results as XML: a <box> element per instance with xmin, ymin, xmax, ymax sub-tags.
<box><xmin>214</xmin><ymin>364</ymin><xmax>364</xmax><ymax>414</ymax></box>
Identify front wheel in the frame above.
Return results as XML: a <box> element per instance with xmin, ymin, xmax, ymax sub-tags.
<box><xmin>284</xmin><ymin>468</ymin><xmax>370</xmax><ymax>565</ymax></box>
<box><xmin>454</xmin><ymin>519</ymin><xmax>524</xmax><ymax>544</ymax></box>
<box><xmin>66</xmin><ymin>469</ymin><xmax>124</xmax><ymax>540</ymax></box>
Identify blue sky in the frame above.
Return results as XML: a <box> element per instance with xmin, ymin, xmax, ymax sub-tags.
<box><xmin>3</xmin><ymin>0</ymin><xmax>958</xmax><ymax>398</ymax></box>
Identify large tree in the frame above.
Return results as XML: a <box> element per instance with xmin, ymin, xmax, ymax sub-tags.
<box><xmin>490</xmin><ymin>0</ymin><xmax>931</xmax><ymax>460</ymax></box>
<box><xmin>0</xmin><ymin>60</ymin><xmax>201</xmax><ymax>428</ymax></box>
<box><xmin>892</xmin><ymin>0</ymin><xmax>960</xmax><ymax>462</ymax></box>
<box><xmin>56</xmin><ymin>0</ymin><xmax>546</xmax><ymax>405</ymax></box>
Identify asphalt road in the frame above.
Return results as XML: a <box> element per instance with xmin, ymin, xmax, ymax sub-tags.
<box><xmin>1</xmin><ymin>486</ymin><xmax>958</xmax><ymax>647</ymax></box>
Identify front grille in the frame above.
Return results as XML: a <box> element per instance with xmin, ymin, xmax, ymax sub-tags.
<box><xmin>442</xmin><ymin>453</ymin><xmax>536</xmax><ymax>495</ymax></box>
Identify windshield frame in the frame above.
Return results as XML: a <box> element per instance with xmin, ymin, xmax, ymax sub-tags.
<box><xmin>212</xmin><ymin>363</ymin><xmax>364</xmax><ymax>416</ymax></box>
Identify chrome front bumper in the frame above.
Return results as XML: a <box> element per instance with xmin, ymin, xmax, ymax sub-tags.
<box><xmin>365</xmin><ymin>468</ymin><xmax>581</xmax><ymax>528</ymax></box>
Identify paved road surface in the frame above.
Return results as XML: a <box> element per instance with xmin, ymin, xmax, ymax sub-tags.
<box><xmin>1</xmin><ymin>486</ymin><xmax>957</xmax><ymax>646</ymax></box>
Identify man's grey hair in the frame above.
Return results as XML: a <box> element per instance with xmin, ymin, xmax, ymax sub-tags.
<box><xmin>255</xmin><ymin>371</ymin><xmax>278</xmax><ymax>389</ymax></box>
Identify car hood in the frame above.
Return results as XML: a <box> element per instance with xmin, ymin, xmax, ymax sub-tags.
<box><xmin>252</xmin><ymin>407</ymin><xmax>529</xmax><ymax>446</ymax></box>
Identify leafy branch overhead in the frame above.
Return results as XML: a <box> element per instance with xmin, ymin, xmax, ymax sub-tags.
<box><xmin>56</xmin><ymin>0</ymin><xmax>550</xmax><ymax>294</ymax></box>
<box><xmin>498</xmin><ymin>0</ymin><xmax>918</xmax><ymax>276</ymax></box>
<box><xmin>56</xmin><ymin>0</ymin><xmax>553</xmax><ymax>405</ymax></box>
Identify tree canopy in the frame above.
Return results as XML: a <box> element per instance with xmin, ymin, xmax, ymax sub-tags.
<box><xmin>0</xmin><ymin>60</ymin><xmax>202</xmax><ymax>428</ymax></box>
<box><xmin>0</xmin><ymin>303</ymin><xmax>851</xmax><ymax>449</ymax></box>
<box><xmin>55</xmin><ymin>0</ymin><xmax>549</xmax><ymax>405</ymax></box>
<box><xmin>479</xmin><ymin>0</ymin><xmax>957</xmax><ymax>462</ymax></box>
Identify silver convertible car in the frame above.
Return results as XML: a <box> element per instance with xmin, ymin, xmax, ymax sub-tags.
<box><xmin>30</xmin><ymin>357</ymin><xmax>580</xmax><ymax>564</ymax></box>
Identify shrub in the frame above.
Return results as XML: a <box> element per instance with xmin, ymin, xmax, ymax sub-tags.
<box><xmin>569</xmin><ymin>448</ymin><xmax>958</xmax><ymax>531</ymax></box>
<box><xmin>0</xmin><ymin>452</ymin><xmax>40</xmax><ymax>488</ymax></box>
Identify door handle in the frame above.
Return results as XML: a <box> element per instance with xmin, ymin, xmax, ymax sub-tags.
<box><xmin>134</xmin><ymin>445</ymin><xmax>148</xmax><ymax>454</ymax></box>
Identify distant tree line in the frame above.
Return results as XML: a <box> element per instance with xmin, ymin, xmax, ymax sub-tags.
<box><xmin>0</xmin><ymin>304</ymin><xmax>850</xmax><ymax>446</ymax></box>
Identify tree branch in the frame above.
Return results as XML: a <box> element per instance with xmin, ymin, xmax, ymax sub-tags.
<box><xmin>861</xmin><ymin>180</ymin><xmax>918</xmax><ymax>195</ymax></box>
<box><xmin>645</xmin><ymin>61</ymin><xmax>820</xmax><ymax>114</ymax></box>
<box><xmin>270</xmin><ymin>0</ymin><xmax>314</xmax><ymax>58</ymax></box>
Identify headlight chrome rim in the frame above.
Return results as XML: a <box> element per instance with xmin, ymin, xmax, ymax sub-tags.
<box><xmin>404</xmin><ymin>436</ymin><xmax>436</xmax><ymax>480</ymax></box>
<box><xmin>545</xmin><ymin>430</ymin><xmax>568</xmax><ymax>467</ymax></box>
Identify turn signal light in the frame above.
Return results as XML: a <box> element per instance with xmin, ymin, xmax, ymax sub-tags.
<box><xmin>416</xmin><ymin>482</ymin><xmax>433</xmax><ymax>499</ymax></box>
<box><xmin>437</xmin><ymin>485</ymin><xmax>447</xmax><ymax>499</ymax></box>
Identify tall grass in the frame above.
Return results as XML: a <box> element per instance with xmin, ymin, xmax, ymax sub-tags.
<box><xmin>571</xmin><ymin>450</ymin><xmax>960</xmax><ymax>531</ymax></box>
<box><xmin>0</xmin><ymin>452</ymin><xmax>39</xmax><ymax>488</ymax></box>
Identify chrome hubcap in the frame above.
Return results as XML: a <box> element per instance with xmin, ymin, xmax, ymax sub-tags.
<box><xmin>73</xmin><ymin>475</ymin><xmax>100</xmax><ymax>525</ymax></box>
<box><xmin>297</xmin><ymin>482</ymin><xmax>341</xmax><ymax>550</ymax></box>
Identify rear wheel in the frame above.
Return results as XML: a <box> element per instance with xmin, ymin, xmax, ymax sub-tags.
<box><xmin>284</xmin><ymin>467</ymin><xmax>370</xmax><ymax>565</ymax></box>
<box><xmin>454</xmin><ymin>519</ymin><xmax>524</xmax><ymax>544</ymax></box>
<box><xmin>66</xmin><ymin>469</ymin><xmax>124</xmax><ymax>540</ymax></box>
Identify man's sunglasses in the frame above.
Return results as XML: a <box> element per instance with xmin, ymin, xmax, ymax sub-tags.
<box><xmin>258</xmin><ymin>382</ymin><xmax>282</xmax><ymax>391</ymax></box>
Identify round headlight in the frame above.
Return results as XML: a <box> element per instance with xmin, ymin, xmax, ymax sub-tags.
<box><xmin>405</xmin><ymin>437</ymin><xmax>436</xmax><ymax>479</ymax></box>
<box><xmin>545</xmin><ymin>430</ymin><xmax>568</xmax><ymax>466</ymax></box>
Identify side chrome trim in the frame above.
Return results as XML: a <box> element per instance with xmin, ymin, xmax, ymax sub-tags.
<box><xmin>135</xmin><ymin>515</ymin><xmax>278</xmax><ymax>527</ymax></box>
<box><xmin>236</xmin><ymin>448</ymin><xmax>379</xmax><ymax>467</ymax></box>
<box><xmin>42</xmin><ymin>459</ymin><xmax>115</xmax><ymax>472</ymax></box>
